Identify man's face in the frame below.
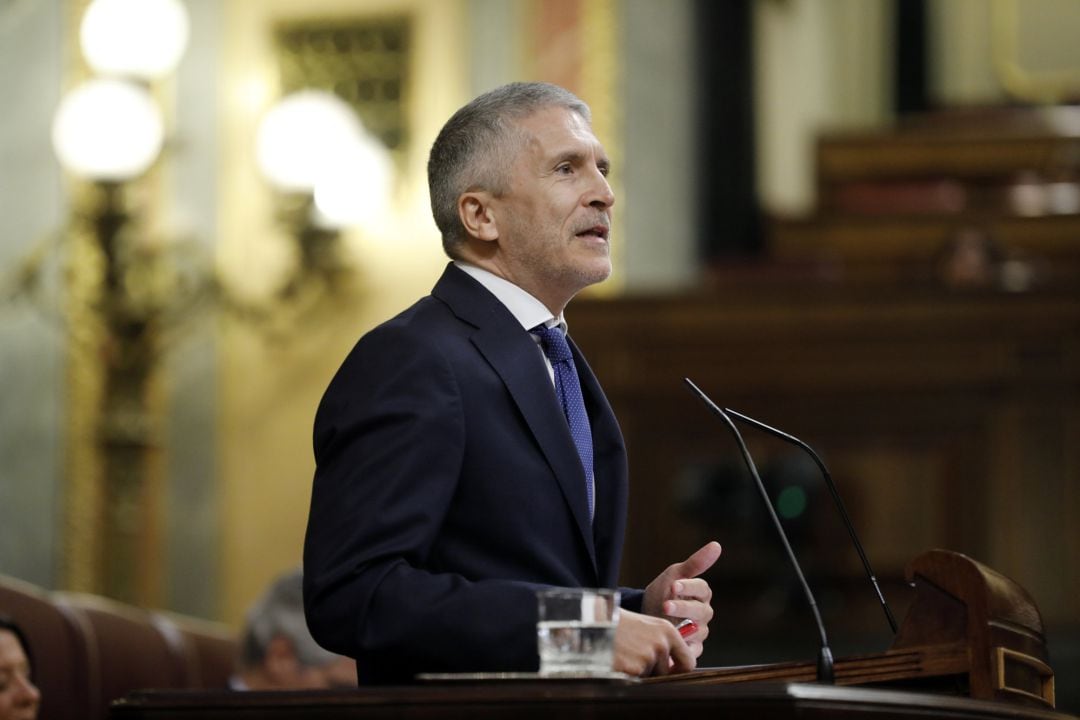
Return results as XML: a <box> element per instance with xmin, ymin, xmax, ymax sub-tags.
<box><xmin>488</xmin><ymin>106</ymin><xmax>615</xmax><ymax>313</ymax></box>
<box><xmin>0</xmin><ymin>630</ymin><xmax>39</xmax><ymax>720</ymax></box>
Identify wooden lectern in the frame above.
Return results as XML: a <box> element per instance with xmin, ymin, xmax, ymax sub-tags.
<box><xmin>651</xmin><ymin>550</ymin><xmax>1058</xmax><ymax>710</ymax></box>
<box><xmin>111</xmin><ymin>550</ymin><xmax>1073</xmax><ymax>720</ymax></box>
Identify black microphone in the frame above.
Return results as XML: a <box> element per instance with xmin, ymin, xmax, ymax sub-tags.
<box><xmin>684</xmin><ymin>378</ymin><xmax>834</xmax><ymax>684</ymax></box>
<box><xmin>721</xmin><ymin>406</ymin><xmax>899</xmax><ymax>635</ymax></box>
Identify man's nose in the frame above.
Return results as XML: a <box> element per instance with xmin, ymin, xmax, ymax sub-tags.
<box><xmin>586</xmin><ymin>168</ymin><xmax>615</xmax><ymax>209</ymax></box>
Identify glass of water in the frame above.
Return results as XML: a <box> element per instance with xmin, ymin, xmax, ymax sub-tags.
<box><xmin>537</xmin><ymin>587</ymin><xmax>620</xmax><ymax>676</ymax></box>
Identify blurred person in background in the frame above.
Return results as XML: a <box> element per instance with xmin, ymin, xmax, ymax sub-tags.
<box><xmin>231</xmin><ymin>568</ymin><xmax>356</xmax><ymax>690</ymax></box>
<box><xmin>0</xmin><ymin>616</ymin><xmax>40</xmax><ymax>720</ymax></box>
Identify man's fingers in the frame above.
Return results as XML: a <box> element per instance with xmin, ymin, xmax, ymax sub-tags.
<box><xmin>669</xmin><ymin>633</ymin><xmax>696</xmax><ymax>673</ymax></box>
<box><xmin>663</xmin><ymin>597</ymin><xmax>714</xmax><ymax>622</ymax></box>
<box><xmin>668</xmin><ymin>577</ymin><xmax>712</xmax><ymax>602</ymax></box>
<box><xmin>672</xmin><ymin>541</ymin><xmax>722</xmax><ymax>579</ymax></box>
<box><xmin>613</xmin><ymin>610</ymin><xmax>698</xmax><ymax>678</ymax></box>
<box><xmin>642</xmin><ymin>541</ymin><xmax>722</xmax><ymax>619</ymax></box>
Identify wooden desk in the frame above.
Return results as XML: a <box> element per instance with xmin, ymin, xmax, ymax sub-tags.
<box><xmin>110</xmin><ymin>551</ymin><xmax>1070</xmax><ymax>720</ymax></box>
<box><xmin>111</xmin><ymin>682</ymin><xmax>1077</xmax><ymax>720</ymax></box>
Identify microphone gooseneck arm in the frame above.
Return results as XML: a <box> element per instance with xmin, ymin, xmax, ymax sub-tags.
<box><xmin>684</xmin><ymin>378</ymin><xmax>835</xmax><ymax>684</ymax></box>
<box><xmin>722</xmin><ymin>407</ymin><xmax>899</xmax><ymax>636</ymax></box>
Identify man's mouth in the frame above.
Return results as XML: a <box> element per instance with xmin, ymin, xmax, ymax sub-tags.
<box><xmin>575</xmin><ymin>225</ymin><xmax>609</xmax><ymax>241</ymax></box>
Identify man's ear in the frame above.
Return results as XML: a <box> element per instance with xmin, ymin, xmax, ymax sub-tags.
<box><xmin>458</xmin><ymin>192</ymin><xmax>499</xmax><ymax>242</ymax></box>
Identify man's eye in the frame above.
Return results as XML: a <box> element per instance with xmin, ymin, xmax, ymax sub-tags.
<box><xmin>556</xmin><ymin>164</ymin><xmax>573</xmax><ymax>174</ymax></box>
<box><xmin>598</xmin><ymin>165</ymin><xmax>610</xmax><ymax>177</ymax></box>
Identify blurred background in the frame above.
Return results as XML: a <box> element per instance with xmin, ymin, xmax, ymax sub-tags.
<box><xmin>0</xmin><ymin>0</ymin><xmax>1077</xmax><ymax>710</ymax></box>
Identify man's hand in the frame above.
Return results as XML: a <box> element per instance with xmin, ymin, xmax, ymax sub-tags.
<box><xmin>612</xmin><ymin>609</ymin><xmax>694</xmax><ymax>677</ymax></box>
<box><xmin>642</xmin><ymin>541</ymin><xmax>721</xmax><ymax>659</ymax></box>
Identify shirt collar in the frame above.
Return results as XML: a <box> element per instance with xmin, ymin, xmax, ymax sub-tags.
<box><xmin>454</xmin><ymin>261</ymin><xmax>565</xmax><ymax>332</ymax></box>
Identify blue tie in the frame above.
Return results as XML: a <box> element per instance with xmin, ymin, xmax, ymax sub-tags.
<box><xmin>532</xmin><ymin>324</ymin><xmax>595</xmax><ymax>521</ymax></box>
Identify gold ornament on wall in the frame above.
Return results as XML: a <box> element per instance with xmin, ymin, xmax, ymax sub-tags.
<box><xmin>992</xmin><ymin>0</ymin><xmax>1080</xmax><ymax>104</ymax></box>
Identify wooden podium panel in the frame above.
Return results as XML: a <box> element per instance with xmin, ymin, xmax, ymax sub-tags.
<box><xmin>108</xmin><ymin>551</ymin><xmax>1071</xmax><ymax>720</ymax></box>
<box><xmin>111</xmin><ymin>682</ymin><xmax>1076</xmax><ymax>720</ymax></box>
<box><xmin>654</xmin><ymin>550</ymin><xmax>1057</xmax><ymax>711</ymax></box>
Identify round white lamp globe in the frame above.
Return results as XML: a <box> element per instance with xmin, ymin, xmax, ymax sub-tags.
<box><xmin>80</xmin><ymin>0</ymin><xmax>190</xmax><ymax>80</ymax></box>
<box><xmin>255</xmin><ymin>90</ymin><xmax>366</xmax><ymax>194</ymax></box>
<box><xmin>52</xmin><ymin>78</ymin><xmax>165</xmax><ymax>181</ymax></box>
<box><xmin>313</xmin><ymin>132</ymin><xmax>394</xmax><ymax>229</ymax></box>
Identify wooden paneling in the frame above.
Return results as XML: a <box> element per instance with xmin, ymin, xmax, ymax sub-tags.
<box><xmin>569</xmin><ymin>284</ymin><xmax>1080</xmax><ymax>665</ymax></box>
<box><xmin>772</xmin><ymin>108</ymin><xmax>1080</xmax><ymax>287</ymax></box>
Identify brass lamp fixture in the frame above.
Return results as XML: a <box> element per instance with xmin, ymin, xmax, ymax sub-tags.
<box><xmin>252</xmin><ymin>88</ymin><xmax>393</xmax><ymax>318</ymax></box>
<box><xmin>46</xmin><ymin>0</ymin><xmax>192</xmax><ymax>605</ymax></box>
<box><xmin>28</xmin><ymin>0</ymin><xmax>394</xmax><ymax>604</ymax></box>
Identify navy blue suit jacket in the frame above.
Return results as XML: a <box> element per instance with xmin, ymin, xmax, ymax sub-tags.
<box><xmin>303</xmin><ymin>263</ymin><xmax>640</xmax><ymax>684</ymax></box>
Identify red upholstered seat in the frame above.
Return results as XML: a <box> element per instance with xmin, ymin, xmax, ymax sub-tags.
<box><xmin>54</xmin><ymin>593</ymin><xmax>193</xmax><ymax>719</ymax></box>
<box><xmin>0</xmin><ymin>574</ymin><xmax>237</xmax><ymax>720</ymax></box>
<box><xmin>0</xmin><ymin>574</ymin><xmax>95</xmax><ymax>720</ymax></box>
<box><xmin>165</xmin><ymin>612</ymin><xmax>236</xmax><ymax>688</ymax></box>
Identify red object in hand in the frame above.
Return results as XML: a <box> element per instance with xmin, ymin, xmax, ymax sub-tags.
<box><xmin>676</xmin><ymin>618</ymin><xmax>698</xmax><ymax>638</ymax></box>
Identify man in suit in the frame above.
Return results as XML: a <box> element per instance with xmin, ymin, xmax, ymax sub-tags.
<box><xmin>303</xmin><ymin>82</ymin><xmax>721</xmax><ymax>684</ymax></box>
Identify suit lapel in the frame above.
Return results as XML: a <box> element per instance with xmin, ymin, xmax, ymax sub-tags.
<box><xmin>432</xmin><ymin>266</ymin><xmax>599</xmax><ymax>576</ymax></box>
<box><xmin>570</xmin><ymin>338</ymin><xmax>628</xmax><ymax>587</ymax></box>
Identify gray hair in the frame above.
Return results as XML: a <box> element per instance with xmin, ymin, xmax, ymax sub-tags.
<box><xmin>427</xmin><ymin>81</ymin><xmax>591</xmax><ymax>257</ymax></box>
<box><xmin>238</xmin><ymin>568</ymin><xmax>340</xmax><ymax>670</ymax></box>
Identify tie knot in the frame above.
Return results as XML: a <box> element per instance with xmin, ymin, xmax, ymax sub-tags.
<box><xmin>531</xmin><ymin>324</ymin><xmax>573</xmax><ymax>364</ymax></box>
